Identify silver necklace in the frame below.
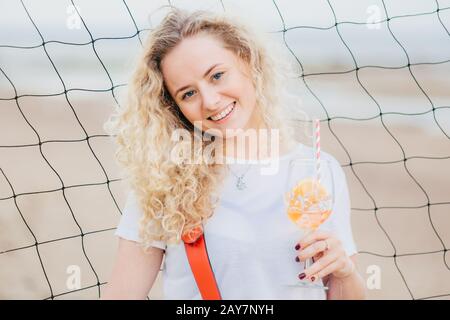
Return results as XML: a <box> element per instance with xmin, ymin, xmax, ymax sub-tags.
<box><xmin>227</xmin><ymin>164</ymin><xmax>252</xmax><ymax>190</ymax></box>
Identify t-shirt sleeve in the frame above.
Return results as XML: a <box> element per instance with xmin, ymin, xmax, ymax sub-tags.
<box><xmin>114</xmin><ymin>190</ymin><xmax>166</xmax><ymax>250</ymax></box>
<box><xmin>325</xmin><ymin>157</ymin><xmax>358</xmax><ymax>257</ymax></box>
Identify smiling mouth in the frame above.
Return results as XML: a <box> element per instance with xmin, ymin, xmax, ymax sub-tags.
<box><xmin>207</xmin><ymin>101</ymin><xmax>236</xmax><ymax>122</ymax></box>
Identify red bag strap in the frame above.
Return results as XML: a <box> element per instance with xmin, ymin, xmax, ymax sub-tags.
<box><xmin>183</xmin><ymin>231</ymin><xmax>221</xmax><ymax>300</ymax></box>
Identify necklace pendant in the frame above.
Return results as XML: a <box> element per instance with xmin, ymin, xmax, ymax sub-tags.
<box><xmin>236</xmin><ymin>176</ymin><xmax>247</xmax><ymax>190</ymax></box>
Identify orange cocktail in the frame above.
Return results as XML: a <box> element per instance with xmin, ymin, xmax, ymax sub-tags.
<box><xmin>286</xmin><ymin>178</ymin><xmax>332</xmax><ymax>231</ymax></box>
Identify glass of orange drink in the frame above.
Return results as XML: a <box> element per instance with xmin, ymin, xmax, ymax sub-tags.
<box><xmin>284</xmin><ymin>158</ymin><xmax>335</xmax><ymax>290</ymax></box>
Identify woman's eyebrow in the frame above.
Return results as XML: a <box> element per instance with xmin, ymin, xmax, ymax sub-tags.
<box><xmin>175</xmin><ymin>63</ymin><xmax>223</xmax><ymax>97</ymax></box>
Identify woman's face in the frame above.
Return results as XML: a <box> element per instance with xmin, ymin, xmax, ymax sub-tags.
<box><xmin>161</xmin><ymin>33</ymin><xmax>262</xmax><ymax>139</ymax></box>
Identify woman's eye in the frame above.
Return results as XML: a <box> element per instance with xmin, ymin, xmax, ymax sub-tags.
<box><xmin>212</xmin><ymin>72</ymin><xmax>224</xmax><ymax>80</ymax></box>
<box><xmin>182</xmin><ymin>90</ymin><xmax>195</xmax><ymax>100</ymax></box>
<box><xmin>180</xmin><ymin>73</ymin><xmax>223</xmax><ymax>100</ymax></box>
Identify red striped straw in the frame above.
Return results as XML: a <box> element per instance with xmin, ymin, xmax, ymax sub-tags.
<box><xmin>314</xmin><ymin>119</ymin><xmax>321</xmax><ymax>185</ymax></box>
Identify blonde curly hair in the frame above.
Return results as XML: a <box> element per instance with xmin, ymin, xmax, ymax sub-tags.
<box><xmin>104</xmin><ymin>7</ymin><xmax>297</xmax><ymax>249</ymax></box>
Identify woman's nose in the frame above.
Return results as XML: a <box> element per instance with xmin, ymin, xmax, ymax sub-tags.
<box><xmin>200</xmin><ymin>87</ymin><xmax>221</xmax><ymax>111</ymax></box>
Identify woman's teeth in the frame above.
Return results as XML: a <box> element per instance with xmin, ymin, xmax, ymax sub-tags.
<box><xmin>210</xmin><ymin>102</ymin><xmax>235</xmax><ymax>121</ymax></box>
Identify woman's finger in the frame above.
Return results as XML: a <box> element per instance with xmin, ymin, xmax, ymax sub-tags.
<box><xmin>297</xmin><ymin>230</ymin><xmax>331</xmax><ymax>251</ymax></box>
<box><xmin>301</xmin><ymin>251</ymin><xmax>338</xmax><ymax>280</ymax></box>
<box><xmin>312</xmin><ymin>251</ymin><xmax>324</xmax><ymax>263</ymax></box>
<box><xmin>310</xmin><ymin>259</ymin><xmax>344</xmax><ymax>281</ymax></box>
<box><xmin>298</xmin><ymin>239</ymin><xmax>332</xmax><ymax>261</ymax></box>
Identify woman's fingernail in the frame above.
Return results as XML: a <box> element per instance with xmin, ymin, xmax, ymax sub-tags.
<box><xmin>299</xmin><ymin>273</ymin><xmax>306</xmax><ymax>280</ymax></box>
<box><xmin>295</xmin><ymin>256</ymin><xmax>300</xmax><ymax>262</ymax></box>
<box><xmin>295</xmin><ymin>244</ymin><xmax>301</xmax><ymax>250</ymax></box>
<box><xmin>311</xmin><ymin>276</ymin><xmax>316</xmax><ymax>282</ymax></box>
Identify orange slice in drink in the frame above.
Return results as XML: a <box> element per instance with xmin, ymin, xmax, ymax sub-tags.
<box><xmin>286</xmin><ymin>178</ymin><xmax>332</xmax><ymax>230</ymax></box>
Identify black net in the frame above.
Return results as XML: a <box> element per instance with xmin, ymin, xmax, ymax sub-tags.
<box><xmin>0</xmin><ymin>0</ymin><xmax>449</xmax><ymax>300</ymax></box>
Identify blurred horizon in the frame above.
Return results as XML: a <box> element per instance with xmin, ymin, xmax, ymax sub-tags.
<box><xmin>1</xmin><ymin>0</ymin><xmax>450</xmax><ymax>134</ymax></box>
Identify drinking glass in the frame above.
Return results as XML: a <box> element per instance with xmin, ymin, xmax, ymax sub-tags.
<box><xmin>284</xmin><ymin>158</ymin><xmax>335</xmax><ymax>290</ymax></box>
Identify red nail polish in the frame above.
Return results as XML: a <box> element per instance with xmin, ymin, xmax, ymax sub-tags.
<box><xmin>311</xmin><ymin>276</ymin><xmax>316</xmax><ymax>282</ymax></box>
<box><xmin>295</xmin><ymin>256</ymin><xmax>300</xmax><ymax>262</ymax></box>
<box><xmin>299</xmin><ymin>273</ymin><xmax>306</xmax><ymax>280</ymax></box>
<box><xmin>295</xmin><ymin>244</ymin><xmax>301</xmax><ymax>250</ymax></box>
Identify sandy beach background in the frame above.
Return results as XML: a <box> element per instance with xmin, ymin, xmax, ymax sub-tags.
<box><xmin>0</xmin><ymin>0</ymin><xmax>449</xmax><ymax>300</ymax></box>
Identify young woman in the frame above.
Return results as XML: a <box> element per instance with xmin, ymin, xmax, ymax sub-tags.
<box><xmin>102</xmin><ymin>8</ymin><xmax>366</xmax><ymax>300</ymax></box>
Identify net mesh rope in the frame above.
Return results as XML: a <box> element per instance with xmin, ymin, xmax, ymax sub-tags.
<box><xmin>0</xmin><ymin>0</ymin><xmax>449</xmax><ymax>300</ymax></box>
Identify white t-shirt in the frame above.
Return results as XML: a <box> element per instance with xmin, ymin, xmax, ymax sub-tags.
<box><xmin>115</xmin><ymin>143</ymin><xmax>357</xmax><ymax>300</ymax></box>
